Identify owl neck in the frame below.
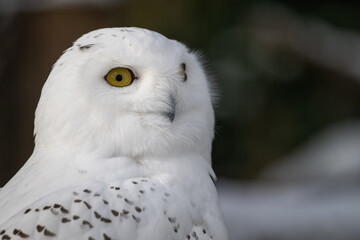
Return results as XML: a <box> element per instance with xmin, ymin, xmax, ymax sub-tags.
<box><xmin>29</xmin><ymin>145</ymin><xmax>214</xmax><ymax>185</ymax></box>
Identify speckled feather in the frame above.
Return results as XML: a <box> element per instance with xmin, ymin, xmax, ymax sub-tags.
<box><xmin>1</xmin><ymin>178</ymin><xmax>214</xmax><ymax>240</ymax></box>
<box><xmin>0</xmin><ymin>27</ymin><xmax>227</xmax><ymax>240</ymax></box>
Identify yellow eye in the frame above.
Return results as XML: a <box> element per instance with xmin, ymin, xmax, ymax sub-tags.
<box><xmin>105</xmin><ymin>67</ymin><xmax>135</xmax><ymax>87</ymax></box>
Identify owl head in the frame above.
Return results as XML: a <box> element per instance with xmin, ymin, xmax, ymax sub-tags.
<box><xmin>34</xmin><ymin>28</ymin><xmax>215</xmax><ymax>163</ymax></box>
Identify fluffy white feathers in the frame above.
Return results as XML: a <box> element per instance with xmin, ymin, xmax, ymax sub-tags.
<box><xmin>0</xmin><ymin>27</ymin><xmax>227</xmax><ymax>240</ymax></box>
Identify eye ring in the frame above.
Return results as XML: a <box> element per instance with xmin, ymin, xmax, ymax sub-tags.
<box><xmin>104</xmin><ymin>67</ymin><xmax>135</xmax><ymax>87</ymax></box>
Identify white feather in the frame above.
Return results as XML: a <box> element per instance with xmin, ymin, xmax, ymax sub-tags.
<box><xmin>0</xmin><ymin>27</ymin><xmax>227</xmax><ymax>240</ymax></box>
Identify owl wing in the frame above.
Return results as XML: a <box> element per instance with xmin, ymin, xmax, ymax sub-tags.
<box><xmin>0</xmin><ymin>177</ymin><xmax>214</xmax><ymax>240</ymax></box>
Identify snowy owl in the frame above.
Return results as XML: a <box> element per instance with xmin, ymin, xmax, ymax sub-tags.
<box><xmin>0</xmin><ymin>27</ymin><xmax>228</xmax><ymax>240</ymax></box>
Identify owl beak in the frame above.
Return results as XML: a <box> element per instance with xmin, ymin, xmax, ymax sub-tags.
<box><xmin>164</xmin><ymin>94</ymin><xmax>176</xmax><ymax>122</ymax></box>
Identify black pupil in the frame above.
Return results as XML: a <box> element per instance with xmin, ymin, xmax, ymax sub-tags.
<box><xmin>116</xmin><ymin>74</ymin><xmax>123</xmax><ymax>82</ymax></box>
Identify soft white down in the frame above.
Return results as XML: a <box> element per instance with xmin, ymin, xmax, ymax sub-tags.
<box><xmin>0</xmin><ymin>27</ymin><xmax>228</xmax><ymax>240</ymax></box>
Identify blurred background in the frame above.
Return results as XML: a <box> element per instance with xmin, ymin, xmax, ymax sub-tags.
<box><xmin>1</xmin><ymin>0</ymin><xmax>360</xmax><ymax>239</ymax></box>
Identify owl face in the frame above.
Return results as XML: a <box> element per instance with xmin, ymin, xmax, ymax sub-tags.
<box><xmin>34</xmin><ymin>28</ymin><xmax>215</xmax><ymax>161</ymax></box>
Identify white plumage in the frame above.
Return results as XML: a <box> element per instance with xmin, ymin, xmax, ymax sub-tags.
<box><xmin>0</xmin><ymin>27</ymin><xmax>228</xmax><ymax>240</ymax></box>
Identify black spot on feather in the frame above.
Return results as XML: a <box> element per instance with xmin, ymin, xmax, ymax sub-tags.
<box><xmin>36</xmin><ymin>225</ymin><xmax>44</xmax><ymax>232</ymax></box>
<box><xmin>101</xmin><ymin>217</ymin><xmax>111</xmax><ymax>223</ymax></box>
<box><xmin>83</xmin><ymin>201</ymin><xmax>92</xmax><ymax>209</ymax></box>
<box><xmin>2</xmin><ymin>234</ymin><xmax>10</xmax><ymax>240</ymax></box>
<box><xmin>209</xmin><ymin>174</ymin><xmax>216</xmax><ymax>183</ymax></box>
<box><xmin>111</xmin><ymin>210</ymin><xmax>119</xmax><ymax>216</ymax></box>
<box><xmin>44</xmin><ymin>229</ymin><xmax>56</xmax><ymax>237</ymax></box>
<box><xmin>168</xmin><ymin>217</ymin><xmax>176</xmax><ymax>223</ymax></box>
<box><xmin>60</xmin><ymin>207</ymin><xmax>69</xmax><ymax>214</ymax></box>
<box><xmin>83</xmin><ymin>189</ymin><xmax>91</xmax><ymax>193</ymax></box>
<box><xmin>82</xmin><ymin>220</ymin><xmax>93</xmax><ymax>228</ymax></box>
<box><xmin>124</xmin><ymin>198</ymin><xmax>133</xmax><ymax>205</ymax></box>
<box><xmin>61</xmin><ymin>218</ymin><xmax>71</xmax><ymax>223</ymax></box>
<box><xmin>18</xmin><ymin>231</ymin><xmax>28</xmax><ymax>239</ymax></box>
<box><xmin>120</xmin><ymin>209</ymin><xmax>129</xmax><ymax>217</ymax></box>
<box><xmin>94</xmin><ymin>211</ymin><xmax>101</xmax><ymax>219</ymax></box>
<box><xmin>103</xmin><ymin>233</ymin><xmax>111</xmax><ymax>240</ymax></box>
<box><xmin>79</xmin><ymin>44</ymin><xmax>94</xmax><ymax>51</ymax></box>
<box><xmin>132</xmin><ymin>215</ymin><xmax>141</xmax><ymax>223</ymax></box>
